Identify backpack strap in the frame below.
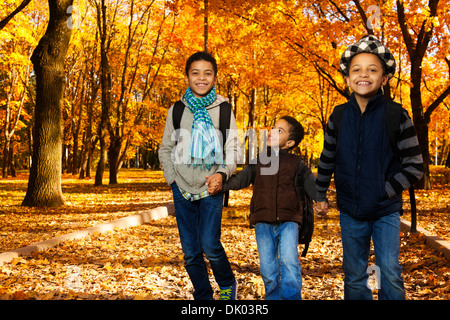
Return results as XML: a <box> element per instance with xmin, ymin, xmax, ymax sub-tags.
<box><xmin>385</xmin><ymin>99</ymin><xmax>403</xmax><ymax>158</ymax></box>
<box><xmin>330</xmin><ymin>103</ymin><xmax>347</xmax><ymax>138</ymax></box>
<box><xmin>172</xmin><ymin>100</ymin><xmax>185</xmax><ymax>131</ymax></box>
<box><xmin>219</xmin><ymin>102</ymin><xmax>232</xmax><ymax>150</ymax></box>
<box><xmin>295</xmin><ymin>160</ymin><xmax>308</xmax><ymax>199</ymax></box>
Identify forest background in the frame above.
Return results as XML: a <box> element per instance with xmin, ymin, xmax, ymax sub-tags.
<box><xmin>0</xmin><ymin>0</ymin><xmax>449</xmax><ymax>207</ymax></box>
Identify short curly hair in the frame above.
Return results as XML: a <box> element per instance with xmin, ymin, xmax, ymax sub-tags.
<box><xmin>279</xmin><ymin>116</ymin><xmax>304</xmax><ymax>150</ymax></box>
<box><xmin>185</xmin><ymin>51</ymin><xmax>218</xmax><ymax>77</ymax></box>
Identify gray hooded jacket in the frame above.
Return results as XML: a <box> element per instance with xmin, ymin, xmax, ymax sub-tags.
<box><xmin>158</xmin><ymin>94</ymin><xmax>239</xmax><ymax>195</ymax></box>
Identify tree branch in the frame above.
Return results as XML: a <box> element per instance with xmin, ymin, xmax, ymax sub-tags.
<box><xmin>425</xmin><ymin>85</ymin><xmax>450</xmax><ymax>124</ymax></box>
<box><xmin>396</xmin><ymin>0</ymin><xmax>415</xmax><ymax>60</ymax></box>
<box><xmin>328</xmin><ymin>0</ymin><xmax>350</xmax><ymax>22</ymax></box>
<box><xmin>425</xmin><ymin>57</ymin><xmax>450</xmax><ymax>123</ymax></box>
<box><xmin>353</xmin><ymin>0</ymin><xmax>374</xmax><ymax>35</ymax></box>
<box><xmin>0</xmin><ymin>0</ymin><xmax>32</xmax><ymax>31</ymax></box>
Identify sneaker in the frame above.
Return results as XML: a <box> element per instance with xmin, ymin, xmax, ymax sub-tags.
<box><xmin>219</xmin><ymin>281</ymin><xmax>237</xmax><ymax>300</ymax></box>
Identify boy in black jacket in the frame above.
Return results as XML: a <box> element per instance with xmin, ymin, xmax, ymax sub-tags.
<box><xmin>316</xmin><ymin>35</ymin><xmax>424</xmax><ymax>300</ymax></box>
<box><xmin>210</xmin><ymin>116</ymin><xmax>326</xmax><ymax>300</ymax></box>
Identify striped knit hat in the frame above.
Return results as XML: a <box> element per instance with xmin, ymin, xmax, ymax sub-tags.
<box><xmin>340</xmin><ymin>35</ymin><xmax>396</xmax><ymax>79</ymax></box>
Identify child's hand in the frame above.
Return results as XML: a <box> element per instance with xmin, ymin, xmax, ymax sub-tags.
<box><xmin>205</xmin><ymin>174</ymin><xmax>223</xmax><ymax>195</ymax></box>
<box><xmin>206</xmin><ymin>177</ymin><xmax>218</xmax><ymax>192</ymax></box>
<box><xmin>314</xmin><ymin>201</ymin><xmax>329</xmax><ymax>218</ymax></box>
<box><xmin>208</xmin><ymin>180</ymin><xmax>221</xmax><ymax>194</ymax></box>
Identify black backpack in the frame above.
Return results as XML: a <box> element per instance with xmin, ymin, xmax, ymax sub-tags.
<box><xmin>331</xmin><ymin>99</ymin><xmax>415</xmax><ymax>214</ymax></box>
<box><xmin>295</xmin><ymin>161</ymin><xmax>314</xmax><ymax>257</ymax></box>
<box><xmin>172</xmin><ymin>100</ymin><xmax>232</xmax><ymax>150</ymax></box>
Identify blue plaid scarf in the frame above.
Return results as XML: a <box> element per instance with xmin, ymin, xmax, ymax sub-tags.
<box><xmin>184</xmin><ymin>86</ymin><xmax>224</xmax><ymax>169</ymax></box>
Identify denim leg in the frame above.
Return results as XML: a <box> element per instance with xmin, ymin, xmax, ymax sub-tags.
<box><xmin>278</xmin><ymin>222</ymin><xmax>302</xmax><ymax>300</ymax></box>
<box><xmin>340</xmin><ymin>212</ymin><xmax>373</xmax><ymax>300</ymax></box>
<box><xmin>255</xmin><ymin>222</ymin><xmax>302</xmax><ymax>300</ymax></box>
<box><xmin>255</xmin><ymin>223</ymin><xmax>280</xmax><ymax>300</ymax></box>
<box><xmin>171</xmin><ymin>183</ymin><xmax>212</xmax><ymax>300</ymax></box>
<box><xmin>198</xmin><ymin>193</ymin><xmax>235</xmax><ymax>288</ymax></box>
<box><xmin>372</xmin><ymin>212</ymin><xmax>405</xmax><ymax>300</ymax></box>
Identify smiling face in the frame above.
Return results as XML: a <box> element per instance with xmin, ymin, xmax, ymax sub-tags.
<box><xmin>345</xmin><ymin>53</ymin><xmax>388</xmax><ymax>101</ymax></box>
<box><xmin>184</xmin><ymin>60</ymin><xmax>217</xmax><ymax>98</ymax></box>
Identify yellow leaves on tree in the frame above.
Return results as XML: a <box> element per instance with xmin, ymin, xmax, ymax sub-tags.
<box><xmin>1</xmin><ymin>0</ymin><xmax>449</xmax><ymax>181</ymax></box>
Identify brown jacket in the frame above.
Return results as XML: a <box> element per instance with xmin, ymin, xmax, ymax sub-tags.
<box><xmin>223</xmin><ymin>148</ymin><xmax>316</xmax><ymax>227</ymax></box>
<box><xmin>250</xmin><ymin>149</ymin><xmax>302</xmax><ymax>226</ymax></box>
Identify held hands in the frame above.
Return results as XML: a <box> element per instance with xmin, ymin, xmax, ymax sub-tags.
<box><xmin>314</xmin><ymin>201</ymin><xmax>329</xmax><ymax>218</ymax></box>
<box><xmin>205</xmin><ymin>173</ymin><xmax>223</xmax><ymax>195</ymax></box>
<box><xmin>205</xmin><ymin>174</ymin><xmax>330</xmax><ymax>218</ymax></box>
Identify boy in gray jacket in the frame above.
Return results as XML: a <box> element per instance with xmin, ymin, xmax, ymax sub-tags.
<box><xmin>158</xmin><ymin>52</ymin><xmax>239</xmax><ymax>300</ymax></box>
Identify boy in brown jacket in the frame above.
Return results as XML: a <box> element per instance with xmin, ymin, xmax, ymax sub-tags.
<box><xmin>210</xmin><ymin>116</ymin><xmax>325</xmax><ymax>299</ymax></box>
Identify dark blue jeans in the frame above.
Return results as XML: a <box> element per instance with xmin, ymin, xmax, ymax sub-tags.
<box><xmin>171</xmin><ymin>183</ymin><xmax>235</xmax><ymax>300</ymax></box>
<box><xmin>340</xmin><ymin>211</ymin><xmax>405</xmax><ymax>300</ymax></box>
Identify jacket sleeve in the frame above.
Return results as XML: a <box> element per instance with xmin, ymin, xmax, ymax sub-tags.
<box><xmin>385</xmin><ymin>109</ymin><xmax>424</xmax><ymax>198</ymax></box>
<box><xmin>222</xmin><ymin>164</ymin><xmax>256</xmax><ymax>192</ymax></box>
<box><xmin>316</xmin><ymin>114</ymin><xmax>337</xmax><ymax>202</ymax></box>
<box><xmin>296</xmin><ymin>161</ymin><xmax>319</xmax><ymax>202</ymax></box>
<box><xmin>304</xmin><ymin>171</ymin><xmax>318</xmax><ymax>201</ymax></box>
<box><xmin>158</xmin><ymin>105</ymin><xmax>177</xmax><ymax>185</ymax></box>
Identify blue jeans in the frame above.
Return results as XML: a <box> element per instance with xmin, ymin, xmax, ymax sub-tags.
<box><xmin>171</xmin><ymin>183</ymin><xmax>235</xmax><ymax>300</ymax></box>
<box><xmin>340</xmin><ymin>211</ymin><xmax>405</xmax><ymax>300</ymax></box>
<box><xmin>255</xmin><ymin>222</ymin><xmax>302</xmax><ymax>300</ymax></box>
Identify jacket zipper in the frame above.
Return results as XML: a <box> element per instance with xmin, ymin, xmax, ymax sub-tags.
<box><xmin>354</xmin><ymin>112</ymin><xmax>364</xmax><ymax>215</ymax></box>
<box><xmin>275</xmin><ymin>156</ymin><xmax>280</xmax><ymax>222</ymax></box>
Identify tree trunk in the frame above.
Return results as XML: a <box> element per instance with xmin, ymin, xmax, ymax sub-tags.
<box><xmin>8</xmin><ymin>143</ymin><xmax>16</xmax><ymax>177</ymax></box>
<box><xmin>410</xmin><ymin>77</ymin><xmax>432</xmax><ymax>189</ymax></box>
<box><xmin>79</xmin><ymin>39</ymin><xmax>99</xmax><ymax>180</ymax></box>
<box><xmin>95</xmin><ymin>135</ymin><xmax>108</xmax><ymax>186</ymax></box>
<box><xmin>108</xmin><ymin>135</ymin><xmax>122</xmax><ymax>185</ymax></box>
<box><xmin>71</xmin><ymin>120</ymin><xmax>81</xmax><ymax>175</ymax></box>
<box><xmin>3</xmin><ymin>65</ymin><xmax>27</xmax><ymax>177</ymax></box>
<box><xmin>244</xmin><ymin>88</ymin><xmax>257</xmax><ymax>164</ymax></box>
<box><xmin>3</xmin><ymin>140</ymin><xmax>17</xmax><ymax>177</ymax></box>
<box><xmin>79</xmin><ymin>132</ymin><xmax>87</xmax><ymax>179</ymax></box>
<box><xmin>204</xmin><ymin>0</ymin><xmax>208</xmax><ymax>52</ymax></box>
<box><xmin>94</xmin><ymin>0</ymin><xmax>112</xmax><ymax>186</ymax></box>
<box><xmin>2</xmin><ymin>139</ymin><xmax>11</xmax><ymax>178</ymax></box>
<box><xmin>445</xmin><ymin>148</ymin><xmax>450</xmax><ymax>168</ymax></box>
<box><xmin>396</xmin><ymin>0</ymin><xmax>443</xmax><ymax>190</ymax></box>
<box><xmin>22</xmin><ymin>0</ymin><xmax>73</xmax><ymax>207</ymax></box>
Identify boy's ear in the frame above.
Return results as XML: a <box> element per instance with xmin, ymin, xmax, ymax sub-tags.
<box><xmin>381</xmin><ymin>74</ymin><xmax>389</xmax><ymax>86</ymax></box>
<box><xmin>285</xmin><ymin>139</ymin><xmax>295</xmax><ymax>149</ymax></box>
<box><xmin>184</xmin><ymin>76</ymin><xmax>189</xmax><ymax>86</ymax></box>
<box><xmin>345</xmin><ymin>76</ymin><xmax>351</xmax><ymax>87</ymax></box>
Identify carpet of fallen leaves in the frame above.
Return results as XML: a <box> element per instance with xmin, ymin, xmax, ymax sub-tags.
<box><xmin>0</xmin><ymin>168</ymin><xmax>449</xmax><ymax>300</ymax></box>
<box><xmin>401</xmin><ymin>166</ymin><xmax>450</xmax><ymax>242</ymax></box>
